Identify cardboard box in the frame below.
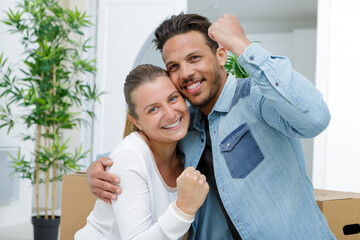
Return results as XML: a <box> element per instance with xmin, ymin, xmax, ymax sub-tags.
<box><xmin>315</xmin><ymin>189</ymin><xmax>360</xmax><ymax>240</ymax></box>
<box><xmin>60</xmin><ymin>172</ymin><xmax>97</xmax><ymax>240</ymax></box>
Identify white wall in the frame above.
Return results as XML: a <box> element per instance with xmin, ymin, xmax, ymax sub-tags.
<box><xmin>313</xmin><ymin>0</ymin><xmax>360</xmax><ymax>193</ymax></box>
<box><xmin>0</xmin><ymin>1</ymin><xmax>33</xmax><ymax>227</ymax></box>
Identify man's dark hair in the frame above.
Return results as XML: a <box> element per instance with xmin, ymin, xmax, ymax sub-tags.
<box><xmin>153</xmin><ymin>13</ymin><xmax>219</xmax><ymax>53</ymax></box>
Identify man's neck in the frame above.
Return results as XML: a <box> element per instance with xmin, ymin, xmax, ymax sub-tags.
<box><xmin>199</xmin><ymin>71</ymin><xmax>228</xmax><ymax>116</ymax></box>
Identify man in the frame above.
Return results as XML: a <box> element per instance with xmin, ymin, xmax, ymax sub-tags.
<box><xmin>87</xmin><ymin>13</ymin><xmax>335</xmax><ymax>239</ymax></box>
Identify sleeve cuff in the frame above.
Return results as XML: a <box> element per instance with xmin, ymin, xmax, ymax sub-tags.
<box><xmin>238</xmin><ymin>42</ymin><xmax>272</xmax><ymax>76</ymax></box>
<box><xmin>158</xmin><ymin>202</ymin><xmax>194</xmax><ymax>239</ymax></box>
<box><xmin>171</xmin><ymin>201</ymin><xmax>195</xmax><ymax>222</ymax></box>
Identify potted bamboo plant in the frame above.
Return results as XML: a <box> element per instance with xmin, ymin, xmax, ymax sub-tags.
<box><xmin>0</xmin><ymin>0</ymin><xmax>102</xmax><ymax>239</ymax></box>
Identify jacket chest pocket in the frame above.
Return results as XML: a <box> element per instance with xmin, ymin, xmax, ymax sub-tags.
<box><xmin>219</xmin><ymin>123</ymin><xmax>264</xmax><ymax>178</ymax></box>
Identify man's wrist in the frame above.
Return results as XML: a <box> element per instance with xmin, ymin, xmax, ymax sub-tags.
<box><xmin>232</xmin><ymin>38</ymin><xmax>251</xmax><ymax>57</ymax></box>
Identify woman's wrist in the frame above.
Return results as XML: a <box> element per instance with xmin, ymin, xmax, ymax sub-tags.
<box><xmin>172</xmin><ymin>201</ymin><xmax>195</xmax><ymax>221</ymax></box>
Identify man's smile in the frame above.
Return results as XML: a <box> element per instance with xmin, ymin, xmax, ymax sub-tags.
<box><xmin>183</xmin><ymin>79</ymin><xmax>204</xmax><ymax>94</ymax></box>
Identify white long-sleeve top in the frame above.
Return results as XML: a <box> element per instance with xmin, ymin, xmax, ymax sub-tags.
<box><xmin>75</xmin><ymin>132</ymin><xmax>193</xmax><ymax>240</ymax></box>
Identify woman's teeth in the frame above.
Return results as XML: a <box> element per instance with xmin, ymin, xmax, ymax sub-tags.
<box><xmin>163</xmin><ymin>118</ymin><xmax>181</xmax><ymax>129</ymax></box>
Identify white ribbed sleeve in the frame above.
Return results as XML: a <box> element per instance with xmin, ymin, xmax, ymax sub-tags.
<box><xmin>75</xmin><ymin>132</ymin><xmax>193</xmax><ymax>240</ymax></box>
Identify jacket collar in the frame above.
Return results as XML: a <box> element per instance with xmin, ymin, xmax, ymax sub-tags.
<box><xmin>212</xmin><ymin>73</ymin><xmax>238</xmax><ymax>114</ymax></box>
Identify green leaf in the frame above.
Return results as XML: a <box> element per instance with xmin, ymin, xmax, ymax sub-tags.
<box><xmin>225</xmin><ymin>52</ymin><xmax>249</xmax><ymax>79</ymax></box>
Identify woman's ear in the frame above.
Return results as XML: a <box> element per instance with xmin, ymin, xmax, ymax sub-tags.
<box><xmin>129</xmin><ymin>115</ymin><xmax>142</xmax><ymax>131</ymax></box>
<box><xmin>216</xmin><ymin>46</ymin><xmax>227</xmax><ymax>66</ymax></box>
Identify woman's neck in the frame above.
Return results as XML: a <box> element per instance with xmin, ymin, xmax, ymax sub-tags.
<box><xmin>152</xmin><ymin>143</ymin><xmax>178</xmax><ymax>166</ymax></box>
<box><xmin>138</xmin><ymin>132</ymin><xmax>183</xmax><ymax>187</ymax></box>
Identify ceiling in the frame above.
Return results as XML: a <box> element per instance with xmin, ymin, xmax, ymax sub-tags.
<box><xmin>188</xmin><ymin>0</ymin><xmax>318</xmax><ymax>32</ymax></box>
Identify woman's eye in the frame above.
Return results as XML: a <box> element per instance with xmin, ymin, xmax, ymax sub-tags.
<box><xmin>169</xmin><ymin>96</ymin><xmax>177</xmax><ymax>102</ymax></box>
<box><xmin>149</xmin><ymin>107</ymin><xmax>158</xmax><ymax>113</ymax></box>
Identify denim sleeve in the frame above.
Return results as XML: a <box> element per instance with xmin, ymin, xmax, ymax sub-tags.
<box><xmin>238</xmin><ymin>43</ymin><xmax>331</xmax><ymax>138</ymax></box>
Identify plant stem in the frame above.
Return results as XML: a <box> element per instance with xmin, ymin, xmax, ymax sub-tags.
<box><xmin>45</xmin><ymin>127</ymin><xmax>50</xmax><ymax>219</ymax></box>
<box><xmin>35</xmin><ymin>124</ymin><xmax>41</xmax><ymax>218</ymax></box>
<box><xmin>51</xmin><ymin>154</ymin><xmax>56</xmax><ymax>219</ymax></box>
<box><xmin>51</xmin><ymin>65</ymin><xmax>57</xmax><ymax>219</ymax></box>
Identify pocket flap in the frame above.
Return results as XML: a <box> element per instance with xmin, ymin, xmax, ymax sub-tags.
<box><xmin>220</xmin><ymin>123</ymin><xmax>249</xmax><ymax>152</ymax></box>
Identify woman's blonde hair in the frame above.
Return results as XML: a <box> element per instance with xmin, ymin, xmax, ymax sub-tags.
<box><xmin>123</xmin><ymin>64</ymin><xmax>168</xmax><ymax>138</ymax></box>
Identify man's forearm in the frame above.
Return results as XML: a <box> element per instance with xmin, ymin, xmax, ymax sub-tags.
<box><xmin>239</xmin><ymin>42</ymin><xmax>330</xmax><ymax>138</ymax></box>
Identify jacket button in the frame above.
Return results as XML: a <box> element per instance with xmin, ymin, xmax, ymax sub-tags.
<box><xmin>227</xmin><ymin>142</ymin><xmax>230</xmax><ymax>147</ymax></box>
<box><xmin>201</xmin><ymin>138</ymin><xmax>204</xmax><ymax>142</ymax></box>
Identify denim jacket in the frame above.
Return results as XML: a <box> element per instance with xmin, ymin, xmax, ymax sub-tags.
<box><xmin>179</xmin><ymin>43</ymin><xmax>336</xmax><ymax>240</ymax></box>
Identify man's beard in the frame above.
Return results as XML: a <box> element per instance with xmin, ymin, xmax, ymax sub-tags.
<box><xmin>190</xmin><ymin>67</ymin><xmax>223</xmax><ymax>109</ymax></box>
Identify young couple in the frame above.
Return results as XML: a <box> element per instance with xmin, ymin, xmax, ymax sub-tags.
<box><xmin>79</xmin><ymin>13</ymin><xmax>336</xmax><ymax>239</ymax></box>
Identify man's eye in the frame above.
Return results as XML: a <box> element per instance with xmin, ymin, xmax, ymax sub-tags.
<box><xmin>190</xmin><ymin>56</ymin><xmax>199</xmax><ymax>60</ymax></box>
<box><xmin>169</xmin><ymin>64</ymin><xmax>178</xmax><ymax>71</ymax></box>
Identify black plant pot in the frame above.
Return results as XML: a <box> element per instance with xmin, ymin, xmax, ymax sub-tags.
<box><xmin>32</xmin><ymin>216</ymin><xmax>60</xmax><ymax>240</ymax></box>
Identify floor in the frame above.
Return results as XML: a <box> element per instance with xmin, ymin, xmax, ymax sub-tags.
<box><xmin>0</xmin><ymin>222</ymin><xmax>33</xmax><ymax>240</ymax></box>
<box><xmin>0</xmin><ymin>222</ymin><xmax>62</xmax><ymax>240</ymax></box>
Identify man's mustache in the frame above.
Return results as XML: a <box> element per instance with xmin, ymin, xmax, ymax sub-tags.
<box><xmin>182</xmin><ymin>76</ymin><xmax>204</xmax><ymax>86</ymax></box>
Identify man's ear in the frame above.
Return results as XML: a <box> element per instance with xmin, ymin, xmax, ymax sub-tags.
<box><xmin>129</xmin><ymin>115</ymin><xmax>142</xmax><ymax>131</ymax></box>
<box><xmin>216</xmin><ymin>47</ymin><xmax>227</xmax><ymax>66</ymax></box>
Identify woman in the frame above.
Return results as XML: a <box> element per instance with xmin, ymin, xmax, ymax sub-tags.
<box><xmin>75</xmin><ymin>64</ymin><xmax>209</xmax><ymax>240</ymax></box>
